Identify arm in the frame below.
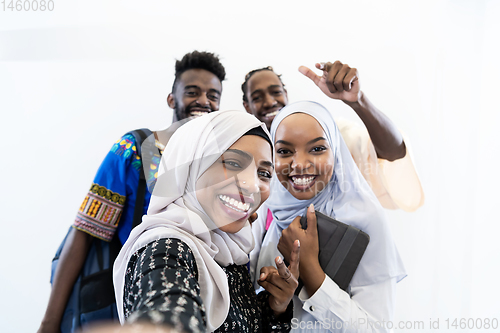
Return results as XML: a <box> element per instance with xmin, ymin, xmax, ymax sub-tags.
<box><xmin>279</xmin><ymin>206</ymin><xmax>396</xmax><ymax>332</ymax></box>
<box><xmin>298</xmin><ymin>276</ymin><xmax>397</xmax><ymax>333</ymax></box>
<box><xmin>38</xmin><ymin>134</ymin><xmax>138</xmax><ymax>332</ymax></box>
<box><xmin>123</xmin><ymin>238</ymin><xmax>205</xmax><ymax>333</ymax></box>
<box><xmin>299</xmin><ymin>61</ymin><xmax>406</xmax><ymax>161</ymax></box>
<box><xmin>38</xmin><ymin>228</ymin><xmax>92</xmax><ymax>333</ymax></box>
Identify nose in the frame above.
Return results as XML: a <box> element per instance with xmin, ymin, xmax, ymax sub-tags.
<box><xmin>235</xmin><ymin>164</ymin><xmax>260</xmax><ymax>195</ymax></box>
<box><xmin>263</xmin><ymin>93</ymin><xmax>277</xmax><ymax>108</ymax></box>
<box><xmin>291</xmin><ymin>151</ymin><xmax>312</xmax><ymax>172</ymax></box>
<box><xmin>197</xmin><ymin>93</ymin><xmax>210</xmax><ymax>106</ymax></box>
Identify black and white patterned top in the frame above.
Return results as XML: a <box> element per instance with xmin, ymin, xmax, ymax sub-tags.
<box><xmin>123</xmin><ymin>238</ymin><xmax>293</xmax><ymax>333</ymax></box>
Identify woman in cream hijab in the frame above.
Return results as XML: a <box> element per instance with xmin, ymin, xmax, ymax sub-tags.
<box><xmin>114</xmin><ymin>110</ymin><xmax>300</xmax><ymax>332</ymax></box>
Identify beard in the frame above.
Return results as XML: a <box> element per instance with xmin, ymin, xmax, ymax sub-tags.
<box><xmin>173</xmin><ymin>105</ymin><xmax>187</xmax><ymax>122</ymax></box>
<box><xmin>173</xmin><ymin>103</ymin><xmax>211</xmax><ymax>122</ymax></box>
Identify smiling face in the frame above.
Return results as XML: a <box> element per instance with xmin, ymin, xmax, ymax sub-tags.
<box><xmin>195</xmin><ymin>135</ymin><xmax>273</xmax><ymax>233</ymax></box>
<box><xmin>243</xmin><ymin>70</ymin><xmax>288</xmax><ymax>130</ymax></box>
<box><xmin>167</xmin><ymin>68</ymin><xmax>222</xmax><ymax>120</ymax></box>
<box><xmin>274</xmin><ymin>113</ymin><xmax>334</xmax><ymax>200</ymax></box>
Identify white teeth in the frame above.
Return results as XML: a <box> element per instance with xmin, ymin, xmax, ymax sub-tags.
<box><xmin>264</xmin><ymin>110</ymin><xmax>279</xmax><ymax>118</ymax></box>
<box><xmin>190</xmin><ymin>111</ymin><xmax>209</xmax><ymax>117</ymax></box>
<box><xmin>218</xmin><ymin>195</ymin><xmax>250</xmax><ymax>213</ymax></box>
<box><xmin>292</xmin><ymin>176</ymin><xmax>315</xmax><ymax>186</ymax></box>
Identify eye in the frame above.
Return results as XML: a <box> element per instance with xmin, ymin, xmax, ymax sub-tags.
<box><xmin>311</xmin><ymin>146</ymin><xmax>327</xmax><ymax>153</ymax></box>
<box><xmin>258</xmin><ymin>170</ymin><xmax>272</xmax><ymax>180</ymax></box>
<box><xmin>185</xmin><ymin>91</ymin><xmax>197</xmax><ymax>97</ymax></box>
<box><xmin>222</xmin><ymin>160</ymin><xmax>242</xmax><ymax>169</ymax></box>
<box><xmin>251</xmin><ymin>96</ymin><xmax>261</xmax><ymax>102</ymax></box>
<box><xmin>272</xmin><ymin>90</ymin><xmax>283</xmax><ymax>96</ymax></box>
<box><xmin>208</xmin><ymin>93</ymin><xmax>220</xmax><ymax>101</ymax></box>
<box><xmin>276</xmin><ymin>148</ymin><xmax>293</xmax><ymax>155</ymax></box>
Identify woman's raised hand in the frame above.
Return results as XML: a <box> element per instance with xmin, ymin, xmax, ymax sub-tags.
<box><xmin>258</xmin><ymin>239</ymin><xmax>300</xmax><ymax>316</ymax></box>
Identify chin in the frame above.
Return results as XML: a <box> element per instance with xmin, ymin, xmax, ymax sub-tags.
<box><xmin>289</xmin><ymin>190</ymin><xmax>316</xmax><ymax>201</ymax></box>
<box><xmin>218</xmin><ymin>219</ymin><xmax>248</xmax><ymax>233</ymax></box>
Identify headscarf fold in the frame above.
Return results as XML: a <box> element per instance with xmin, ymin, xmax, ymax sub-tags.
<box><xmin>257</xmin><ymin>101</ymin><xmax>406</xmax><ymax>289</ymax></box>
<box><xmin>114</xmin><ymin>110</ymin><xmax>270</xmax><ymax>331</ymax></box>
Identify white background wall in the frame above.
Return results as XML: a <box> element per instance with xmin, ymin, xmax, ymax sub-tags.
<box><xmin>1</xmin><ymin>0</ymin><xmax>499</xmax><ymax>332</ymax></box>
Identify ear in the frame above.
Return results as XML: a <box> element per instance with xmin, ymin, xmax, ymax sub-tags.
<box><xmin>167</xmin><ymin>93</ymin><xmax>175</xmax><ymax>109</ymax></box>
<box><xmin>243</xmin><ymin>101</ymin><xmax>252</xmax><ymax>114</ymax></box>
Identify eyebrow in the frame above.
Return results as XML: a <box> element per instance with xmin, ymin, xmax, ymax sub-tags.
<box><xmin>184</xmin><ymin>85</ymin><xmax>221</xmax><ymax>95</ymax></box>
<box><xmin>275</xmin><ymin>137</ymin><xmax>327</xmax><ymax>146</ymax></box>
<box><xmin>225</xmin><ymin>149</ymin><xmax>274</xmax><ymax>168</ymax></box>
<box><xmin>260</xmin><ymin>160</ymin><xmax>274</xmax><ymax>168</ymax></box>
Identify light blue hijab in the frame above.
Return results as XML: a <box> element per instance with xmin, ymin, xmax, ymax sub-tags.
<box><xmin>256</xmin><ymin>101</ymin><xmax>406</xmax><ymax>287</ymax></box>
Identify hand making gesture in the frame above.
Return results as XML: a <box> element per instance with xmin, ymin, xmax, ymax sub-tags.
<box><xmin>299</xmin><ymin>61</ymin><xmax>361</xmax><ymax>103</ymax></box>
<box><xmin>258</xmin><ymin>239</ymin><xmax>300</xmax><ymax>316</ymax></box>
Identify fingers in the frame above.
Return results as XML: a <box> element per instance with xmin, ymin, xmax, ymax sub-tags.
<box><xmin>275</xmin><ymin>256</ymin><xmax>293</xmax><ymax>283</ymax></box>
<box><xmin>288</xmin><ymin>240</ymin><xmax>300</xmax><ymax>278</ymax></box>
<box><xmin>344</xmin><ymin>68</ymin><xmax>359</xmax><ymax>91</ymax></box>
<box><xmin>322</xmin><ymin>60</ymin><xmax>358</xmax><ymax>94</ymax></box>
<box><xmin>326</xmin><ymin>61</ymin><xmax>343</xmax><ymax>93</ymax></box>
<box><xmin>306</xmin><ymin>203</ymin><xmax>317</xmax><ymax>234</ymax></box>
<box><xmin>316</xmin><ymin>62</ymin><xmax>333</xmax><ymax>71</ymax></box>
<box><xmin>249</xmin><ymin>212</ymin><xmax>258</xmax><ymax>224</ymax></box>
<box><xmin>259</xmin><ymin>266</ymin><xmax>276</xmax><ymax>281</ymax></box>
<box><xmin>298</xmin><ymin>65</ymin><xmax>322</xmax><ymax>86</ymax></box>
<box><xmin>291</xmin><ymin>215</ymin><xmax>302</xmax><ymax>228</ymax></box>
<box><xmin>258</xmin><ymin>279</ymin><xmax>281</xmax><ymax>295</ymax></box>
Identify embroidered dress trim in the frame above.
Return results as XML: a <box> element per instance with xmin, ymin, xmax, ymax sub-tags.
<box><xmin>74</xmin><ymin>183</ymin><xmax>125</xmax><ymax>241</ymax></box>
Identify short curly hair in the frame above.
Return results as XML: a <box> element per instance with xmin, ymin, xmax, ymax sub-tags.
<box><xmin>172</xmin><ymin>51</ymin><xmax>226</xmax><ymax>92</ymax></box>
<box><xmin>241</xmin><ymin>66</ymin><xmax>285</xmax><ymax>102</ymax></box>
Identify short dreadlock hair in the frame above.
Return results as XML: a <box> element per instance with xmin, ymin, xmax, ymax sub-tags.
<box><xmin>241</xmin><ymin>66</ymin><xmax>285</xmax><ymax>102</ymax></box>
<box><xmin>172</xmin><ymin>51</ymin><xmax>226</xmax><ymax>92</ymax></box>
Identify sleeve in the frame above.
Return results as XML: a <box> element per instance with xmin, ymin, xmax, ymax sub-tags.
<box><xmin>73</xmin><ymin>134</ymin><xmax>142</xmax><ymax>241</ymax></box>
<box><xmin>336</xmin><ymin>118</ymin><xmax>425</xmax><ymax>212</ymax></box>
<box><xmin>257</xmin><ymin>291</ymin><xmax>293</xmax><ymax>333</ymax></box>
<box><xmin>298</xmin><ymin>276</ymin><xmax>397</xmax><ymax>332</ymax></box>
<box><xmin>123</xmin><ymin>238</ymin><xmax>206</xmax><ymax>333</ymax></box>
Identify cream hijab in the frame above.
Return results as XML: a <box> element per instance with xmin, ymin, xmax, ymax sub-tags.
<box><xmin>113</xmin><ymin>110</ymin><xmax>271</xmax><ymax>331</ymax></box>
<box><xmin>257</xmin><ymin>101</ymin><xmax>406</xmax><ymax>289</ymax></box>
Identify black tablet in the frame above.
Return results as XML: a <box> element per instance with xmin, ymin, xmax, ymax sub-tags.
<box><xmin>298</xmin><ymin>210</ymin><xmax>370</xmax><ymax>292</ymax></box>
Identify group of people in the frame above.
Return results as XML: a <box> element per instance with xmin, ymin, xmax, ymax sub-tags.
<box><xmin>39</xmin><ymin>51</ymin><xmax>424</xmax><ymax>333</ymax></box>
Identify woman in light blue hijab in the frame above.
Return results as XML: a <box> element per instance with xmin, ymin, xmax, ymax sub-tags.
<box><xmin>250</xmin><ymin>101</ymin><xmax>406</xmax><ymax>333</ymax></box>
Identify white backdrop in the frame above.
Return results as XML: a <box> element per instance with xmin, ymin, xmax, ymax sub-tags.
<box><xmin>1</xmin><ymin>0</ymin><xmax>499</xmax><ymax>332</ymax></box>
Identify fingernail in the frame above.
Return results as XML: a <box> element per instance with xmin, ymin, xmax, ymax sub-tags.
<box><xmin>277</xmin><ymin>256</ymin><xmax>283</xmax><ymax>264</ymax></box>
<box><xmin>319</xmin><ymin>62</ymin><xmax>325</xmax><ymax>70</ymax></box>
<box><xmin>296</xmin><ymin>240</ymin><xmax>300</xmax><ymax>248</ymax></box>
<box><xmin>308</xmin><ymin>203</ymin><xmax>314</xmax><ymax>212</ymax></box>
<box><xmin>260</xmin><ymin>273</ymin><xmax>265</xmax><ymax>280</ymax></box>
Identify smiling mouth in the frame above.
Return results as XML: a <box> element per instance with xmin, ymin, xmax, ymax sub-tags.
<box><xmin>290</xmin><ymin>175</ymin><xmax>317</xmax><ymax>188</ymax></box>
<box><xmin>263</xmin><ymin>109</ymin><xmax>280</xmax><ymax>119</ymax></box>
<box><xmin>190</xmin><ymin>110</ymin><xmax>210</xmax><ymax>117</ymax></box>
<box><xmin>218</xmin><ymin>195</ymin><xmax>251</xmax><ymax>213</ymax></box>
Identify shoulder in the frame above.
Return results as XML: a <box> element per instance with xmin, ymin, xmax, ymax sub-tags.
<box><xmin>109</xmin><ymin>133</ymin><xmax>139</xmax><ymax>158</ymax></box>
<box><xmin>104</xmin><ymin>132</ymin><xmax>144</xmax><ymax>171</ymax></box>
